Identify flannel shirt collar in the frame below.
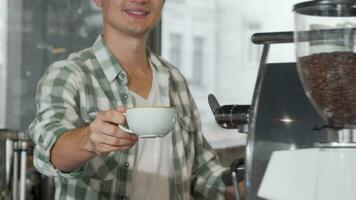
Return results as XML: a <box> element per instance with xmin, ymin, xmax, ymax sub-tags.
<box><xmin>92</xmin><ymin>35</ymin><xmax>170</xmax><ymax>83</ymax></box>
<box><xmin>92</xmin><ymin>35</ymin><xmax>122</xmax><ymax>83</ymax></box>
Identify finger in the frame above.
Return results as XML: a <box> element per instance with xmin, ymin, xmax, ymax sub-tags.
<box><xmin>116</xmin><ymin>106</ymin><xmax>126</xmax><ymax>113</ymax></box>
<box><xmin>118</xmin><ymin>144</ymin><xmax>136</xmax><ymax>151</ymax></box>
<box><xmin>92</xmin><ymin>120</ymin><xmax>122</xmax><ymax>137</ymax></box>
<box><xmin>89</xmin><ymin>120</ymin><xmax>137</xmax><ymax>141</ymax></box>
<box><xmin>96</xmin><ymin>110</ymin><xmax>126</xmax><ymax>125</ymax></box>
<box><xmin>95</xmin><ymin>143</ymin><xmax>136</xmax><ymax>154</ymax></box>
<box><xmin>97</xmin><ymin>134</ymin><xmax>138</xmax><ymax>147</ymax></box>
<box><xmin>116</xmin><ymin>128</ymin><xmax>138</xmax><ymax>141</ymax></box>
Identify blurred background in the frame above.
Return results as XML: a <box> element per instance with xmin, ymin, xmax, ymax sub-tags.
<box><xmin>0</xmin><ymin>0</ymin><xmax>304</xmax><ymax>165</ymax></box>
<box><xmin>0</xmin><ymin>0</ymin><xmax>305</xmax><ymax>199</ymax></box>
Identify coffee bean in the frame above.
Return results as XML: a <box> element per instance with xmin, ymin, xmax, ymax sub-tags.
<box><xmin>298</xmin><ymin>51</ymin><xmax>356</xmax><ymax>127</ymax></box>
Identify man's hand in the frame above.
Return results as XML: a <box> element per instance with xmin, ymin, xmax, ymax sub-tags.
<box><xmin>225</xmin><ymin>181</ymin><xmax>245</xmax><ymax>200</ymax></box>
<box><xmin>225</xmin><ymin>186</ymin><xmax>236</xmax><ymax>200</ymax></box>
<box><xmin>51</xmin><ymin>107</ymin><xmax>138</xmax><ymax>172</ymax></box>
<box><xmin>84</xmin><ymin>107</ymin><xmax>138</xmax><ymax>155</ymax></box>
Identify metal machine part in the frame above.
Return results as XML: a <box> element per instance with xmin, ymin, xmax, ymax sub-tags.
<box><xmin>293</xmin><ymin>0</ymin><xmax>356</xmax><ymax>17</ymax></box>
<box><xmin>0</xmin><ymin>129</ymin><xmax>29</xmax><ymax>200</ymax></box>
<box><xmin>0</xmin><ymin>130</ymin><xmax>54</xmax><ymax>200</ymax></box>
<box><xmin>294</xmin><ymin>0</ymin><xmax>356</xmax><ymax>147</ymax></box>
<box><xmin>209</xmin><ymin>31</ymin><xmax>329</xmax><ymax>200</ymax></box>
<box><xmin>244</xmin><ymin>61</ymin><xmax>327</xmax><ymax>200</ymax></box>
<box><xmin>230</xmin><ymin>158</ymin><xmax>245</xmax><ymax>200</ymax></box>
<box><xmin>208</xmin><ymin>94</ymin><xmax>251</xmax><ymax>133</ymax></box>
<box><xmin>209</xmin><ymin>1</ymin><xmax>356</xmax><ymax>200</ymax></box>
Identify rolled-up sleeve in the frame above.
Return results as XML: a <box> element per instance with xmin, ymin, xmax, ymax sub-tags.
<box><xmin>29</xmin><ymin>62</ymin><xmax>85</xmax><ymax>179</ymax></box>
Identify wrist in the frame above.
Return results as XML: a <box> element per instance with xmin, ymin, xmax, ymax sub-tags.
<box><xmin>80</xmin><ymin>127</ymin><xmax>96</xmax><ymax>156</ymax></box>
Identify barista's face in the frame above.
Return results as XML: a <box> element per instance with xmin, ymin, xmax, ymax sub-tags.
<box><xmin>95</xmin><ymin>0</ymin><xmax>164</xmax><ymax>37</ymax></box>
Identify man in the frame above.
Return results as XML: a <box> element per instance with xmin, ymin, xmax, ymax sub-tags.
<box><xmin>29</xmin><ymin>0</ymin><xmax>235</xmax><ymax>199</ymax></box>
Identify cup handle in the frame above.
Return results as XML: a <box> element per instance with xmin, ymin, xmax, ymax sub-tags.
<box><xmin>118</xmin><ymin>112</ymin><xmax>136</xmax><ymax>133</ymax></box>
<box><xmin>118</xmin><ymin>124</ymin><xmax>134</xmax><ymax>134</ymax></box>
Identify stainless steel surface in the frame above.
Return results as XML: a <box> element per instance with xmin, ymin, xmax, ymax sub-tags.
<box><xmin>0</xmin><ymin>129</ymin><xmax>28</xmax><ymax>200</ymax></box>
<box><xmin>212</xmin><ymin>1</ymin><xmax>356</xmax><ymax>199</ymax></box>
<box><xmin>14</xmin><ymin>140</ymin><xmax>28</xmax><ymax>200</ymax></box>
<box><xmin>294</xmin><ymin>0</ymin><xmax>356</xmax><ymax>17</ymax></box>
<box><xmin>5</xmin><ymin>140</ymin><xmax>13</xmax><ymax>193</ymax></box>
<box><xmin>238</xmin><ymin>124</ymin><xmax>249</xmax><ymax>134</ymax></box>
<box><xmin>210</xmin><ymin>33</ymin><xmax>330</xmax><ymax>199</ymax></box>
<box><xmin>12</xmin><ymin>149</ymin><xmax>18</xmax><ymax>200</ymax></box>
<box><xmin>208</xmin><ymin>95</ymin><xmax>251</xmax><ymax>130</ymax></box>
<box><xmin>232</xmin><ymin>171</ymin><xmax>241</xmax><ymax>200</ymax></box>
<box><xmin>245</xmin><ymin>43</ymin><xmax>270</xmax><ymax>200</ymax></box>
<box><xmin>315</xmin><ymin>129</ymin><xmax>356</xmax><ymax>147</ymax></box>
<box><xmin>211</xmin><ymin>42</ymin><xmax>276</xmax><ymax>199</ymax></box>
<box><xmin>19</xmin><ymin>147</ymin><xmax>27</xmax><ymax>200</ymax></box>
<box><xmin>252</xmin><ymin>31</ymin><xmax>294</xmax><ymax>44</ymax></box>
<box><xmin>252</xmin><ymin>29</ymin><xmax>356</xmax><ymax>45</ymax></box>
<box><xmin>315</xmin><ymin>142</ymin><xmax>356</xmax><ymax>148</ymax></box>
<box><xmin>1</xmin><ymin>128</ymin><xmax>54</xmax><ymax>200</ymax></box>
<box><xmin>337</xmin><ymin>129</ymin><xmax>356</xmax><ymax>143</ymax></box>
<box><xmin>246</xmin><ymin>62</ymin><xmax>327</xmax><ymax>200</ymax></box>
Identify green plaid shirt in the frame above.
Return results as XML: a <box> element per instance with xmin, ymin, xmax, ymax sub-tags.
<box><xmin>29</xmin><ymin>36</ymin><xmax>227</xmax><ymax>200</ymax></box>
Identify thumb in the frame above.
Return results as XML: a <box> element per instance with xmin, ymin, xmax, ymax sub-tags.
<box><xmin>116</xmin><ymin>106</ymin><xmax>126</xmax><ymax>113</ymax></box>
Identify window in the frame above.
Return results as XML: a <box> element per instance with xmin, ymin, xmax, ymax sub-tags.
<box><xmin>241</xmin><ymin>20</ymin><xmax>262</xmax><ymax>68</ymax></box>
<box><xmin>191</xmin><ymin>37</ymin><xmax>204</xmax><ymax>85</ymax></box>
<box><xmin>162</xmin><ymin>0</ymin><xmax>306</xmax><ymax>151</ymax></box>
<box><xmin>169</xmin><ymin>33</ymin><xmax>182</xmax><ymax>68</ymax></box>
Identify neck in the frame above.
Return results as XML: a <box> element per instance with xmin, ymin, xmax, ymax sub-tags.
<box><xmin>102</xmin><ymin>27</ymin><xmax>150</xmax><ymax>71</ymax></box>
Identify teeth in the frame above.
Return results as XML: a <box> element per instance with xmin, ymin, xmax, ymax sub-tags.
<box><xmin>127</xmin><ymin>10</ymin><xmax>146</xmax><ymax>15</ymax></box>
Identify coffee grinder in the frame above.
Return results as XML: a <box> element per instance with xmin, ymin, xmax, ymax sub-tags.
<box><xmin>258</xmin><ymin>1</ymin><xmax>356</xmax><ymax>200</ymax></box>
<box><xmin>209</xmin><ymin>0</ymin><xmax>356</xmax><ymax>199</ymax></box>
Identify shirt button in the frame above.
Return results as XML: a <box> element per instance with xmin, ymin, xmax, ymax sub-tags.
<box><xmin>119</xmin><ymin>72</ymin><xmax>126</xmax><ymax>79</ymax></box>
<box><xmin>123</xmin><ymin>94</ymin><xmax>128</xmax><ymax>99</ymax></box>
<box><xmin>124</xmin><ymin>162</ymin><xmax>130</xmax><ymax>168</ymax></box>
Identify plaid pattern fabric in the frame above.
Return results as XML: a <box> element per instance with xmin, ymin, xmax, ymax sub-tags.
<box><xmin>29</xmin><ymin>36</ymin><xmax>227</xmax><ymax>200</ymax></box>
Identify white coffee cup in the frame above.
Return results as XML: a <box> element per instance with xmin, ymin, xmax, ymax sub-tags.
<box><xmin>119</xmin><ymin>106</ymin><xmax>177</xmax><ymax>138</ymax></box>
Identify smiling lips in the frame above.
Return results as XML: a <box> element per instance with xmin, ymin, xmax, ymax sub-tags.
<box><xmin>124</xmin><ymin>7</ymin><xmax>150</xmax><ymax>19</ymax></box>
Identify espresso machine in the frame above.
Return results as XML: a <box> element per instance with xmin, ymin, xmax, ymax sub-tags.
<box><xmin>209</xmin><ymin>0</ymin><xmax>356</xmax><ymax>199</ymax></box>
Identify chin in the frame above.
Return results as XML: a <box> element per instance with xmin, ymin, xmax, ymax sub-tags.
<box><xmin>127</xmin><ymin>27</ymin><xmax>152</xmax><ymax>37</ymax></box>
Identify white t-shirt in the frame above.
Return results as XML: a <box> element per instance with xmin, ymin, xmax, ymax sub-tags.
<box><xmin>129</xmin><ymin>66</ymin><xmax>173</xmax><ymax>200</ymax></box>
